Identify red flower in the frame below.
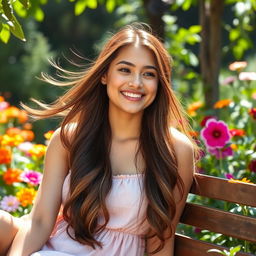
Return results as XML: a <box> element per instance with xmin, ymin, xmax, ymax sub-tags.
<box><xmin>248</xmin><ymin>160</ymin><xmax>256</xmax><ymax>173</ymax></box>
<box><xmin>249</xmin><ymin>108</ymin><xmax>256</xmax><ymax>120</ymax></box>
<box><xmin>229</xmin><ymin>129</ymin><xmax>245</xmax><ymax>137</ymax></box>
<box><xmin>200</xmin><ymin>116</ymin><xmax>217</xmax><ymax>127</ymax></box>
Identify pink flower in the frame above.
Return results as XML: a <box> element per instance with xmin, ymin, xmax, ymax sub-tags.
<box><xmin>239</xmin><ymin>72</ymin><xmax>256</xmax><ymax>81</ymax></box>
<box><xmin>222</xmin><ymin>76</ymin><xmax>236</xmax><ymax>85</ymax></box>
<box><xmin>200</xmin><ymin>119</ymin><xmax>231</xmax><ymax>148</ymax></box>
<box><xmin>208</xmin><ymin>146</ymin><xmax>234</xmax><ymax>159</ymax></box>
<box><xmin>0</xmin><ymin>196</ymin><xmax>20</xmax><ymax>212</ymax></box>
<box><xmin>0</xmin><ymin>101</ymin><xmax>9</xmax><ymax>110</ymax></box>
<box><xmin>20</xmin><ymin>170</ymin><xmax>43</xmax><ymax>186</ymax></box>
<box><xmin>229</xmin><ymin>61</ymin><xmax>247</xmax><ymax>72</ymax></box>
<box><xmin>225</xmin><ymin>173</ymin><xmax>234</xmax><ymax>180</ymax></box>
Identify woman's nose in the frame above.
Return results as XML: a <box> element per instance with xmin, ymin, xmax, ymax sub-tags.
<box><xmin>129</xmin><ymin>75</ymin><xmax>143</xmax><ymax>88</ymax></box>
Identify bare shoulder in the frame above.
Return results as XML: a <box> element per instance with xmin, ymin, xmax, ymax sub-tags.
<box><xmin>170</xmin><ymin>127</ymin><xmax>194</xmax><ymax>158</ymax></box>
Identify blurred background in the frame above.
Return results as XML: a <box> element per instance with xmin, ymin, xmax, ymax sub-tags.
<box><xmin>0</xmin><ymin>0</ymin><xmax>256</xmax><ymax>140</ymax></box>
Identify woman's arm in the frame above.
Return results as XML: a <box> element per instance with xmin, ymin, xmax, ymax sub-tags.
<box><xmin>7</xmin><ymin>128</ymin><xmax>69</xmax><ymax>256</ymax></box>
<box><xmin>146</xmin><ymin>128</ymin><xmax>195</xmax><ymax>256</ymax></box>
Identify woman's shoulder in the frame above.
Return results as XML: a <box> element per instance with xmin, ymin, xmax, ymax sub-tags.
<box><xmin>169</xmin><ymin>127</ymin><xmax>194</xmax><ymax>158</ymax></box>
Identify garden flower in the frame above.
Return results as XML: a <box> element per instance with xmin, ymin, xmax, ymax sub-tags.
<box><xmin>228</xmin><ymin>61</ymin><xmax>247</xmax><ymax>72</ymax></box>
<box><xmin>6</xmin><ymin>127</ymin><xmax>21</xmax><ymax>135</ymax></box>
<box><xmin>208</xmin><ymin>146</ymin><xmax>233</xmax><ymax>159</ymax></box>
<box><xmin>229</xmin><ymin>129</ymin><xmax>245</xmax><ymax>137</ymax></box>
<box><xmin>252</xmin><ymin>92</ymin><xmax>256</xmax><ymax>100</ymax></box>
<box><xmin>200</xmin><ymin>119</ymin><xmax>231</xmax><ymax>148</ymax></box>
<box><xmin>230</xmin><ymin>144</ymin><xmax>238</xmax><ymax>151</ymax></box>
<box><xmin>0</xmin><ymin>196</ymin><xmax>20</xmax><ymax>212</ymax></box>
<box><xmin>0</xmin><ymin>147</ymin><xmax>12</xmax><ymax>164</ymax></box>
<box><xmin>0</xmin><ymin>101</ymin><xmax>9</xmax><ymax>110</ymax></box>
<box><xmin>249</xmin><ymin>108</ymin><xmax>256</xmax><ymax>120</ymax></box>
<box><xmin>229</xmin><ymin>177</ymin><xmax>254</xmax><ymax>184</ymax></box>
<box><xmin>222</xmin><ymin>76</ymin><xmax>236</xmax><ymax>85</ymax></box>
<box><xmin>1</xmin><ymin>134</ymin><xmax>24</xmax><ymax>147</ymax></box>
<box><xmin>18</xmin><ymin>141</ymin><xmax>33</xmax><ymax>154</ymax></box>
<box><xmin>213</xmin><ymin>99</ymin><xmax>232</xmax><ymax>109</ymax></box>
<box><xmin>16</xmin><ymin>187</ymin><xmax>37</xmax><ymax>207</ymax></box>
<box><xmin>0</xmin><ymin>110</ymin><xmax>8</xmax><ymax>123</ymax></box>
<box><xmin>18</xmin><ymin>110</ymin><xmax>28</xmax><ymax>123</ymax></box>
<box><xmin>20</xmin><ymin>130</ymin><xmax>35</xmax><ymax>141</ymax></box>
<box><xmin>239</xmin><ymin>72</ymin><xmax>256</xmax><ymax>81</ymax></box>
<box><xmin>20</xmin><ymin>170</ymin><xmax>42</xmax><ymax>186</ymax></box>
<box><xmin>200</xmin><ymin>115</ymin><xmax>216</xmax><ymax>127</ymax></box>
<box><xmin>44</xmin><ymin>130</ymin><xmax>54</xmax><ymax>140</ymax></box>
<box><xmin>187</xmin><ymin>101</ymin><xmax>204</xmax><ymax>116</ymax></box>
<box><xmin>3</xmin><ymin>168</ymin><xmax>22</xmax><ymax>185</ymax></box>
<box><xmin>225</xmin><ymin>173</ymin><xmax>234</xmax><ymax>180</ymax></box>
<box><xmin>248</xmin><ymin>159</ymin><xmax>256</xmax><ymax>173</ymax></box>
<box><xmin>29</xmin><ymin>144</ymin><xmax>47</xmax><ymax>158</ymax></box>
<box><xmin>5</xmin><ymin>106</ymin><xmax>20</xmax><ymax>119</ymax></box>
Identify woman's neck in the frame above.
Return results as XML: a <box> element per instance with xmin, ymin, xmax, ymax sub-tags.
<box><xmin>108</xmin><ymin>108</ymin><xmax>142</xmax><ymax>142</ymax></box>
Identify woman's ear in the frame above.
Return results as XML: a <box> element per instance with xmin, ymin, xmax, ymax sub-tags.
<box><xmin>101</xmin><ymin>74</ymin><xmax>107</xmax><ymax>85</ymax></box>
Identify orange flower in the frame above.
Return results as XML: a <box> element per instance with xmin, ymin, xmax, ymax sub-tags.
<box><xmin>16</xmin><ymin>188</ymin><xmax>37</xmax><ymax>207</ymax></box>
<box><xmin>29</xmin><ymin>144</ymin><xmax>47</xmax><ymax>158</ymax></box>
<box><xmin>187</xmin><ymin>102</ymin><xmax>204</xmax><ymax>116</ymax></box>
<box><xmin>44</xmin><ymin>130</ymin><xmax>54</xmax><ymax>140</ymax></box>
<box><xmin>230</xmin><ymin>144</ymin><xmax>238</xmax><ymax>151</ymax></box>
<box><xmin>229</xmin><ymin>177</ymin><xmax>254</xmax><ymax>184</ymax></box>
<box><xmin>229</xmin><ymin>61</ymin><xmax>247</xmax><ymax>72</ymax></box>
<box><xmin>1</xmin><ymin>134</ymin><xmax>24</xmax><ymax>147</ymax></box>
<box><xmin>214</xmin><ymin>99</ymin><xmax>232</xmax><ymax>109</ymax></box>
<box><xmin>23</xmin><ymin>122</ymin><xmax>33</xmax><ymax>130</ymax></box>
<box><xmin>0</xmin><ymin>96</ymin><xmax>4</xmax><ymax>102</ymax></box>
<box><xmin>3</xmin><ymin>168</ymin><xmax>22</xmax><ymax>185</ymax></box>
<box><xmin>0</xmin><ymin>148</ymin><xmax>12</xmax><ymax>164</ymax></box>
<box><xmin>5</xmin><ymin>106</ymin><xmax>20</xmax><ymax>119</ymax></box>
<box><xmin>18</xmin><ymin>110</ymin><xmax>28</xmax><ymax>123</ymax></box>
<box><xmin>0</xmin><ymin>111</ymin><xmax>8</xmax><ymax>124</ymax></box>
<box><xmin>20</xmin><ymin>130</ymin><xmax>34</xmax><ymax>141</ymax></box>
<box><xmin>6</xmin><ymin>127</ymin><xmax>21</xmax><ymax>136</ymax></box>
<box><xmin>188</xmin><ymin>131</ymin><xmax>199</xmax><ymax>137</ymax></box>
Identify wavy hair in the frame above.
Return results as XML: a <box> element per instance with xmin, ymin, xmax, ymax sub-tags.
<box><xmin>23</xmin><ymin>23</ymin><xmax>199</xmax><ymax>254</ymax></box>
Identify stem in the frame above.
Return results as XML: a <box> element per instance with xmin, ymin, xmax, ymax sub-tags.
<box><xmin>218</xmin><ymin>149</ymin><xmax>224</xmax><ymax>174</ymax></box>
<box><xmin>242</xmin><ymin>205</ymin><xmax>250</xmax><ymax>253</ymax></box>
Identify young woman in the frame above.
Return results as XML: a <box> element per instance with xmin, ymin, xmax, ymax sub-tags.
<box><xmin>0</xmin><ymin>23</ymin><xmax>198</xmax><ymax>256</ymax></box>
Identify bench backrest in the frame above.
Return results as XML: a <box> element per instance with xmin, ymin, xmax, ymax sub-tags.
<box><xmin>175</xmin><ymin>173</ymin><xmax>256</xmax><ymax>256</ymax></box>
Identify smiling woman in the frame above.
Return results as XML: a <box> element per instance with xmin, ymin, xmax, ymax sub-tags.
<box><xmin>0</xmin><ymin>23</ymin><xmax>199</xmax><ymax>256</ymax></box>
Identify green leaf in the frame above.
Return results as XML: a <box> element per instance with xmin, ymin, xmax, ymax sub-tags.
<box><xmin>0</xmin><ymin>13</ymin><xmax>14</xmax><ymax>27</ymax></box>
<box><xmin>0</xmin><ymin>24</ymin><xmax>11</xmax><ymax>43</ymax></box>
<box><xmin>207</xmin><ymin>249</ymin><xmax>226</xmax><ymax>255</ymax></box>
<box><xmin>87</xmin><ymin>0</ymin><xmax>97</xmax><ymax>9</ymax></box>
<box><xmin>18</xmin><ymin>0</ymin><xmax>30</xmax><ymax>9</ymax></box>
<box><xmin>2</xmin><ymin>0</ymin><xmax>14</xmax><ymax>21</ymax></box>
<box><xmin>9</xmin><ymin>14</ymin><xmax>26</xmax><ymax>41</ymax></box>
<box><xmin>75</xmin><ymin>0</ymin><xmax>87</xmax><ymax>15</ymax></box>
<box><xmin>106</xmin><ymin>0</ymin><xmax>115</xmax><ymax>12</ymax></box>
<box><xmin>230</xmin><ymin>246</ymin><xmax>241</xmax><ymax>255</ymax></box>
<box><xmin>229</xmin><ymin>29</ymin><xmax>240</xmax><ymax>41</ymax></box>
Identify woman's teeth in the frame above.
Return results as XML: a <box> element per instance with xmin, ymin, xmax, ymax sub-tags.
<box><xmin>122</xmin><ymin>92</ymin><xmax>143</xmax><ymax>98</ymax></box>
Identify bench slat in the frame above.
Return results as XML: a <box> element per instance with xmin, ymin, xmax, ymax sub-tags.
<box><xmin>191</xmin><ymin>174</ymin><xmax>256</xmax><ymax>207</ymax></box>
<box><xmin>175</xmin><ymin>234</ymin><xmax>253</xmax><ymax>256</ymax></box>
<box><xmin>180</xmin><ymin>203</ymin><xmax>256</xmax><ymax>243</ymax></box>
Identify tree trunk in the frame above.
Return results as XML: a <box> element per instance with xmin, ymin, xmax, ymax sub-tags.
<box><xmin>199</xmin><ymin>0</ymin><xmax>224</xmax><ymax>109</ymax></box>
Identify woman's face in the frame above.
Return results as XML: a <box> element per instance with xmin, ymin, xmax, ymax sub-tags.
<box><xmin>101</xmin><ymin>44</ymin><xmax>159</xmax><ymax>117</ymax></box>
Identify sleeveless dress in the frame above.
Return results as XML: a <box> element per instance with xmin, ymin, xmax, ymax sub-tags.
<box><xmin>31</xmin><ymin>172</ymin><xmax>149</xmax><ymax>256</ymax></box>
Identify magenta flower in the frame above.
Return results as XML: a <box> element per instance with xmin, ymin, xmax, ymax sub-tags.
<box><xmin>0</xmin><ymin>196</ymin><xmax>20</xmax><ymax>212</ymax></box>
<box><xmin>208</xmin><ymin>146</ymin><xmax>233</xmax><ymax>159</ymax></box>
<box><xmin>225</xmin><ymin>173</ymin><xmax>234</xmax><ymax>180</ymax></box>
<box><xmin>20</xmin><ymin>170</ymin><xmax>43</xmax><ymax>186</ymax></box>
<box><xmin>200</xmin><ymin>119</ymin><xmax>231</xmax><ymax>148</ymax></box>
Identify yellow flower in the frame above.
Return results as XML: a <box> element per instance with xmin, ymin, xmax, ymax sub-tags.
<box><xmin>1</xmin><ymin>134</ymin><xmax>24</xmax><ymax>147</ymax></box>
<box><xmin>16</xmin><ymin>188</ymin><xmax>37</xmax><ymax>207</ymax></box>
<box><xmin>230</xmin><ymin>144</ymin><xmax>238</xmax><ymax>151</ymax></box>
<box><xmin>44</xmin><ymin>130</ymin><xmax>54</xmax><ymax>140</ymax></box>
<box><xmin>187</xmin><ymin>102</ymin><xmax>204</xmax><ymax>116</ymax></box>
<box><xmin>229</xmin><ymin>61</ymin><xmax>247</xmax><ymax>72</ymax></box>
<box><xmin>29</xmin><ymin>144</ymin><xmax>47</xmax><ymax>158</ymax></box>
<box><xmin>229</xmin><ymin>177</ymin><xmax>254</xmax><ymax>184</ymax></box>
<box><xmin>213</xmin><ymin>99</ymin><xmax>232</xmax><ymax>109</ymax></box>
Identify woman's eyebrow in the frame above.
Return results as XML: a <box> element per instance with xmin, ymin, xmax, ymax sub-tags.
<box><xmin>116</xmin><ymin>60</ymin><xmax>157</xmax><ymax>71</ymax></box>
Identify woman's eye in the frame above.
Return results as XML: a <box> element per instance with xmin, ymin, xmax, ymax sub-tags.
<box><xmin>144</xmin><ymin>72</ymin><xmax>156</xmax><ymax>77</ymax></box>
<box><xmin>118</xmin><ymin>67</ymin><xmax>130</xmax><ymax>73</ymax></box>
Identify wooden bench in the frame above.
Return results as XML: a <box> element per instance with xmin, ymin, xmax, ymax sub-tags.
<box><xmin>175</xmin><ymin>173</ymin><xmax>256</xmax><ymax>256</ymax></box>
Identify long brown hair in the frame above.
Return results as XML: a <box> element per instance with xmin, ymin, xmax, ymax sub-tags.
<box><xmin>23</xmin><ymin>23</ymin><xmax>198</xmax><ymax>254</ymax></box>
